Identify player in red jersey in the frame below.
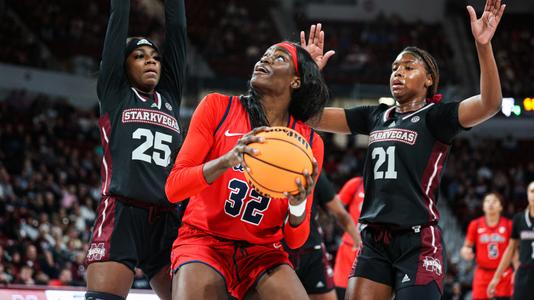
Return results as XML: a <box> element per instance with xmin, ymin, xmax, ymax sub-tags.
<box><xmin>460</xmin><ymin>193</ymin><xmax>512</xmax><ymax>300</ymax></box>
<box><xmin>333</xmin><ymin>177</ymin><xmax>364</xmax><ymax>299</ymax></box>
<box><xmin>165</xmin><ymin>40</ymin><xmax>330</xmax><ymax>299</ymax></box>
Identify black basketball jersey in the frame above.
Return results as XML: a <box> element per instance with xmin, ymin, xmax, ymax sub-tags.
<box><xmin>97</xmin><ymin>0</ymin><xmax>186</xmax><ymax>206</ymax></box>
<box><xmin>511</xmin><ymin>209</ymin><xmax>534</xmax><ymax>265</ymax></box>
<box><xmin>345</xmin><ymin>102</ymin><xmax>465</xmax><ymax>227</ymax></box>
<box><xmin>302</xmin><ymin>172</ymin><xmax>337</xmax><ymax>249</ymax></box>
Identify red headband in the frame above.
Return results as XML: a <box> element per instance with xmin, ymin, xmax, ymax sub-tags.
<box><xmin>275</xmin><ymin>42</ymin><xmax>300</xmax><ymax>76</ymax></box>
<box><xmin>426</xmin><ymin>93</ymin><xmax>443</xmax><ymax>104</ymax></box>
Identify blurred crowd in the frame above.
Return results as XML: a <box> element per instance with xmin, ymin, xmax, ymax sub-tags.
<box><xmin>0</xmin><ymin>90</ymin><xmax>100</xmax><ymax>286</ymax></box>
<box><xmin>1</xmin><ymin>0</ymin><xmax>531</xmax><ymax>95</ymax></box>
<box><xmin>186</xmin><ymin>0</ymin><xmax>280</xmax><ymax>78</ymax></box>
<box><xmin>492</xmin><ymin>14</ymin><xmax>534</xmax><ymax>96</ymax></box>
<box><xmin>296</xmin><ymin>15</ymin><xmax>456</xmax><ymax>86</ymax></box>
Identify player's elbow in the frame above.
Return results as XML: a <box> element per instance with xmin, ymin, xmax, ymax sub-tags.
<box><xmin>165</xmin><ymin>174</ymin><xmax>184</xmax><ymax>203</ymax></box>
<box><xmin>481</xmin><ymin>94</ymin><xmax>502</xmax><ymax>116</ymax></box>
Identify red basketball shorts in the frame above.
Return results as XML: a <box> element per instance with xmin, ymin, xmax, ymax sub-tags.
<box><xmin>472</xmin><ymin>266</ymin><xmax>512</xmax><ymax>299</ymax></box>
<box><xmin>333</xmin><ymin>241</ymin><xmax>360</xmax><ymax>288</ymax></box>
<box><xmin>171</xmin><ymin>223</ymin><xmax>292</xmax><ymax>299</ymax></box>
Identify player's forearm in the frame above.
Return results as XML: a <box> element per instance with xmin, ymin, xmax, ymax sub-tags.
<box><xmin>98</xmin><ymin>0</ymin><xmax>130</xmax><ymax>96</ymax></box>
<box><xmin>101</xmin><ymin>0</ymin><xmax>130</xmax><ymax>72</ymax></box>
<box><xmin>202</xmin><ymin>157</ymin><xmax>231</xmax><ymax>184</ymax></box>
<box><xmin>165</xmin><ymin>0</ymin><xmax>186</xmax><ymax>28</ymax></box>
<box><xmin>476</xmin><ymin>42</ymin><xmax>502</xmax><ymax>115</ymax></box>
<box><xmin>491</xmin><ymin>243</ymin><xmax>515</xmax><ymax>282</ymax></box>
<box><xmin>288</xmin><ymin>213</ymin><xmax>305</xmax><ymax>227</ymax></box>
<box><xmin>337</xmin><ymin>211</ymin><xmax>358</xmax><ymax>240</ymax></box>
<box><xmin>311</xmin><ymin>108</ymin><xmax>351</xmax><ymax>134</ymax></box>
<box><xmin>284</xmin><ymin>194</ymin><xmax>314</xmax><ymax>249</ymax></box>
<box><xmin>284</xmin><ymin>214</ymin><xmax>310</xmax><ymax>249</ymax></box>
<box><xmin>165</xmin><ymin>163</ymin><xmax>208</xmax><ymax>202</ymax></box>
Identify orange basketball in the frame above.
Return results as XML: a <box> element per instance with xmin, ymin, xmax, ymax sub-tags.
<box><xmin>243</xmin><ymin>127</ymin><xmax>314</xmax><ymax>199</ymax></box>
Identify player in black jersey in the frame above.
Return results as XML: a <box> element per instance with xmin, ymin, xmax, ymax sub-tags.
<box><xmin>300</xmin><ymin>1</ymin><xmax>506</xmax><ymax>299</ymax></box>
<box><xmin>488</xmin><ymin>181</ymin><xmax>534</xmax><ymax>300</ymax></box>
<box><xmin>84</xmin><ymin>1</ymin><xmax>186</xmax><ymax>300</ymax></box>
<box><xmin>284</xmin><ymin>172</ymin><xmax>360</xmax><ymax>300</ymax></box>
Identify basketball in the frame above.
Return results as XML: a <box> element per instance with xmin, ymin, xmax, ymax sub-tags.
<box><xmin>243</xmin><ymin>127</ymin><xmax>314</xmax><ymax>199</ymax></box>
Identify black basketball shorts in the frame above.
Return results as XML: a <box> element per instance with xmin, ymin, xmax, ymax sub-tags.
<box><xmin>350</xmin><ymin>224</ymin><xmax>445</xmax><ymax>295</ymax></box>
<box><xmin>288</xmin><ymin>243</ymin><xmax>335</xmax><ymax>294</ymax></box>
<box><xmin>85</xmin><ymin>196</ymin><xmax>180</xmax><ymax>279</ymax></box>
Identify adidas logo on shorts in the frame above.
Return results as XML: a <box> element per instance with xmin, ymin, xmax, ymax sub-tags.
<box><xmin>402</xmin><ymin>274</ymin><xmax>411</xmax><ymax>283</ymax></box>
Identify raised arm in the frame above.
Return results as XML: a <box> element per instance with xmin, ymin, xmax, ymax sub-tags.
<box><xmin>313</xmin><ymin>108</ymin><xmax>351</xmax><ymax>134</ymax></box>
<box><xmin>458</xmin><ymin>0</ymin><xmax>506</xmax><ymax>128</ymax></box>
<box><xmin>97</xmin><ymin>0</ymin><xmax>130</xmax><ymax>109</ymax></box>
<box><xmin>158</xmin><ymin>0</ymin><xmax>187</xmax><ymax>104</ymax></box>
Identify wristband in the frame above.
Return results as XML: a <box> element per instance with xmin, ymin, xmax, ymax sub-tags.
<box><xmin>289</xmin><ymin>199</ymin><xmax>307</xmax><ymax>217</ymax></box>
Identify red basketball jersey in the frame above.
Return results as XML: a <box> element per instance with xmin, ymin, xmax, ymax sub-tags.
<box><xmin>166</xmin><ymin>93</ymin><xmax>324</xmax><ymax>248</ymax></box>
<box><xmin>338</xmin><ymin>177</ymin><xmax>364</xmax><ymax>246</ymax></box>
<box><xmin>465</xmin><ymin>216</ymin><xmax>512</xmax><ymax>269</ymax></box>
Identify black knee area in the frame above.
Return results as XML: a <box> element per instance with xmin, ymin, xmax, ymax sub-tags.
<box><xmin>335</xmin><ymin>287</ymin><xmax>346</xmax><ymax>300</ymax></box>
<box><xmin>395</xmin><ymin>281</ymin><xmax>441</xmax><ymax>300</ymax></box>
<box><xmin>85</xmin><ymin>291</ymin><xmax>126</xmax><ymax>300</ymax></box>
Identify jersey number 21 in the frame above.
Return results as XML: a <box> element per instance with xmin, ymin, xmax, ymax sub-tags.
<box><xmin>372</xmin><ymin>146</ymin><xmax>397</xmax><ymax>179</ymax></box>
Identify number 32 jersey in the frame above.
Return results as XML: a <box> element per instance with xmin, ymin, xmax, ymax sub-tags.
<box><xmin>165</xmin><ymin>93</ymin><xmax>324</xmax><ymax>248</ymax></box>
<box><xmin>345</xmin><ymin>102</ymin><xmax>466</xmax><ymax>227</ymax></box>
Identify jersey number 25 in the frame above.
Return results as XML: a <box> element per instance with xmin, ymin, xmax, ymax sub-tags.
<box><xmin>131</xmin><ymin>128</ymin><xmax>172</xmax><ymax>167</ymax></box>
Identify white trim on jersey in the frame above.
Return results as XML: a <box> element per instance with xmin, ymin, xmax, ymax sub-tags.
<box><xmin>131</xmin><ymin>87</ymin><xmax>147</xmax><ymax>102</ymax></box>
<box><xmin>401</xmin><ymin>103</ymin><xmax>435</xmax><ymax>120</ymax></box>
<box><xmin>382</xmin><ymin>106</ymin><xmax>396</xmax><ymax>122</ymax></box>
<box><xmin>430</xmin><ymin>225</ymin><xmax>437</xmax><ymax>254</ymax></box>
<box><xmin>97</xmin><ymin>196</ymin><xmax>109</xmax><ymax>238</ymax></box>
<box><xmin>131</xmin><ymin>88</ymin><xmax>163</xmax><ymax>110</ymax></box>
<box><xmin>425</xmin><ymin>151</ymin><xmax>444</xmax><ymax>220</ymax></box>
<box><xmin>526</xmin><ymin>209</ymin><xmax>532</xmax><ymax>228</ymax></box>
<box><xmin>100</xmin><ymin>127</ymin><xmax>110</xmax><ymax>195</ymax></box>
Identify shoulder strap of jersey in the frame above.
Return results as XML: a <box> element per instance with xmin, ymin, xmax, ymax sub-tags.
<box><xmin>308</xmin><ymin>128</ymin><xmax>315</xmax><ymax>147</ymax></box>
<box><xmin>214</xmin><ymin>96</ymin><xmax>233</xmax><ymax>135</ymax></box>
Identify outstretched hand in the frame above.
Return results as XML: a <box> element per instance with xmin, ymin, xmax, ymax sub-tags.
<box><xmin>300</xmin><ymin>23</ymin><xmax>336</xmax><ymax>71</ymax></box>
<box><xmin>467</xmin><ymin>0</ymin><xmax>506</xmax><ymax>45</ymax></box>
